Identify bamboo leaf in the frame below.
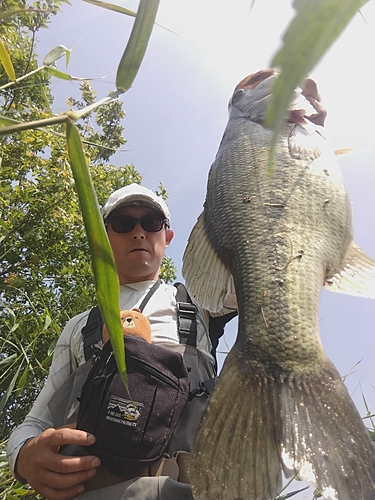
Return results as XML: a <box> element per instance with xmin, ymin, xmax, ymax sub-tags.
<box><xmin>65</xmin><ymin>48</ymin><xmax>71</xmax><ymax>68</ymax></box>
<box><xmin>0</xmin><ymin>38</ymin><xmax>16</xmax><ymax>81</ymax></box>
<box><xmin>0</xmin><ymin>354</ymin><xmax>17</xmax><ymax>367</ymax></box>
<box><xmin>0</xmin><ymin>9</ymin><xmax>46</xmax><ymax>20</ymax></box>
<box><xmin>82</xmin><ymin>0</ymin><xmax>136</xmax><ymax>17</ymax></box>
<box><xmin>116</xmin><ymin>0</ymin><xmax>160</xmax><ymax>91</ymax></box>
<box><xmin>65</xmin><ymin>122</ymin><xmax>127</xmax><ymax>385</ymax></box>
<box><xmin>0</xmin><ymin>116</ymin><xmax>20</xmax><ymax>126</ymax></box>
<box><xmin>264</xmin><ymin>0</ymin><xmax>369</xmax><ymax>169</ymax></box>
<box><xmin>43</xmin><ymin>314</ymin><xmax>52</xmax><ymax>331</ymax></box>
<box><xmin>46</xmin><ymin>66</ymin><xmax>104</xmax><ymax>82</ymax></box>
<box><xmin>43</xmin><ymin>45</ymin><xmax>70</xmax><ymax>66</ymax></box>
<box><xmin>0</xmin><ymin>366</ymin><xmax>20</xmax><ymax>416</ymax></box>
<box><xmin>46</xmin><ymin>67</ymin><xmax>73</xmax><ymax>80</ymax></box>
<box><xmin>6</xmin><ymin>307</ymin><xmax>16</xmax><ymax>328</ymax></box>
<box><xmin>16</xmin><ymin>365</ymin><xmax>29</xmax><ymax>393</ymax></box>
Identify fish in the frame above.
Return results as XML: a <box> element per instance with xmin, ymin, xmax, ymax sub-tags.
<box><xmin>182</xmin><ymin>69</ymin><xmax>375</xmax><ymax>500</ymax></box>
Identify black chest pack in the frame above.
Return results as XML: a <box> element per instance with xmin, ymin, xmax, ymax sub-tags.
<box><xmin>75</xmin><ymin>281</ymin><xmax>235</xmax><ymax>477</ymax></box>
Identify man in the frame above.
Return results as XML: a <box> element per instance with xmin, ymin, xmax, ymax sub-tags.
<box><xmin>7</xmin><ymin>184</ymin><xmax>236</xmax><ymax>500</ymax></box>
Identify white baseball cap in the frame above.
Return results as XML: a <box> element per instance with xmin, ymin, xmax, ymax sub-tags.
<box><xmin>102</xmin><ymin>183</ymin><xmax>171</xmax><ymax>226</ymax></box>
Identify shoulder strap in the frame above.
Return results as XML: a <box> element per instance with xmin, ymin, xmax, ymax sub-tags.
<box><xmin>82</xmin><ymin>306</ymin><xmax>103</xmax><ymax>361</ymax></box>
<box><xmin>174</xmin><ymin>283</ymin><xmax>238</xmax><ymax>363</ymax></box>
<box><xmin>209</xmin><ymin>311</ymin><xmax>237</xmax><ymax>365</ymax></box>
<box><xmin>174</xmin><ymin>282</ymin><xmax>197</xmax><ymax>347</ymax></box>
<box><xmin>138</xmin><ymin>278</ymin><xmax>162</xmax><ymax>312</ymax></box>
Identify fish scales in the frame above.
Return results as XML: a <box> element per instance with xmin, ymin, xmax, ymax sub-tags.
<box><xmin>183</xmin><ymin>69</ymin><xmax>375</xmax><ymax>500</ymax></box>
<box><xmin>205</xmin><ymin>120</ymin><xmax>348</xmax><ymax>373</ymax></box>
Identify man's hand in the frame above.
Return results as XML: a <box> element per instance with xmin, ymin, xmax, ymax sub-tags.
<box><xmin>15</xmin><ymin>427</ymin><xmax>101</xmax><ymax>500</ymax></box>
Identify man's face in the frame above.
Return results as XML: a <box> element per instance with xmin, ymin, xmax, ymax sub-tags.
<box><xmin>106</xmin><ymin>204</ymin><xmax>174</xmax><ymax>284</ymax></box>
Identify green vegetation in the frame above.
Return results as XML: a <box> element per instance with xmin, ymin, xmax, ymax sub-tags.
<box><xmin>0</xmin><ymin>0</ymin><xmax>371</xmax><ymax>498</ymax></box>
<box><xmin>0</xmin><ymin>4</ymin><xmax>175</xmax><ymax>496</ymax></box>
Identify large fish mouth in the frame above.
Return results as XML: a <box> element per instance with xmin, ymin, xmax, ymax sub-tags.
<box><xmin>234</xmin><ymin>69</ymin><xmax>278</xmax><ymax>104</ymax></box>
<box><xmin>232</xmin><ymin>69</ymin><xmax>327</xmax><ymax>127</ymax></box>
<box><xmin>234</xmin><ymin>68</ymin><xmax>278</xmax><ymax>91</ymax></box>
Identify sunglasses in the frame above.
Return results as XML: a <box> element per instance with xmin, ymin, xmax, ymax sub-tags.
<box><xmin>107</xmin><ymin>215</ymin><xmax>167</xmax><ymax>233</ymax></box>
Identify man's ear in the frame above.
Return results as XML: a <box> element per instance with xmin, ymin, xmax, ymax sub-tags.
<box><xmin>165</xmin><ymin>229</ymin><xmax>174</xmax><ymax>247</ymax></box>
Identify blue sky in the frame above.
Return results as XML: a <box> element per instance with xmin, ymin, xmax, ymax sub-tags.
<box><xmin>35</xmin><ymin>1</ymin><xmax>374</xmax><ymax>497</ymax></box>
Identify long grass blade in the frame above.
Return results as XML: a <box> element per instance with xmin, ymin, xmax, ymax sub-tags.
<box><xmin>47</xmin><ymin>67</ymin><xmax>73</xmax><ymax>80</ymax></box>
<box><xmin>0</xmin><ymin>9</ymin><xmax>46</xmax><ymax>20</ymax></box>
<box><xmin>264</xmin><ymin>0</ymin><xmax>368</xmax><ymax>172</ymax></box>
<box><xmin>116</xmin><ymin>0</ymin><xmax>160</xmax><ymax>91</ymax></box>
<box><xmin>65</xmin><ymin>121</ymin><xmax>127</xmax><ymax>385</ymax></box>
<box><xmin>16</xmin><ymin>365</ymin><xmax>29</xmax><ymax>394</ymax></box>
<box><xmin>0</xmin><ymin>354</ymin><xmax>17</xmax><ymax>367</ymax></box>
<box><xmin>0</xmin><ymin>38</ymin><xmax>16</xmax><ymax>81</ymax></box>
<box><xmin>0</xmin><ymin>366</ymin><xmax>20</xmax><ymax>416</ymax></box>
<box><xmin>82</xmin><ymin>0</ymin><xmax>136</xmax><ymax>17</ymax></box>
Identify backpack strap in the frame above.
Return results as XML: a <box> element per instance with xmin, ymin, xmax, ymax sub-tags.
<box><xmin>138</xmin><ymin>278</ymin><xmax>162</xmax><ymax>312</ymax></box>
<box><xmin>209</xmin><ymin>310</ymin><xmax>237</xmax><ymax>363</ymax></box>
<box><xmin>82</xmin><ymin>280</ymin><xmax>236</xmax><ymax>361</ymax></box>
<box><xmin>174</xmin><ymin>282</ymin><xmax>197</xmax><ymax>347</ymax></box>
<box><xmin>82</xmin><ymin>306</ymin><xmax>103</xmax><ymax>361</ymax></box>
<box><xmin>173</xmin><ymin>282</ymin><xmax>238</xmax><ymax>361</ymax></box>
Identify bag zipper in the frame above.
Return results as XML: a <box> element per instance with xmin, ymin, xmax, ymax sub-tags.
<box><xmin>128</xmin><ymin>357</ymin><xmax>180</xmax><ymax>390</ymax></box>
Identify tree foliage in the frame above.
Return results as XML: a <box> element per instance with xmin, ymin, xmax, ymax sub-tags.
<box><xmin>0</xmin><ymin>0</ymin><xmax>175</xmax><ymax>445</ymax></box>
<box><xmin>0</xmin><ymin>0</ymin><xmax>370</xmax><ymax>498</ymax></box>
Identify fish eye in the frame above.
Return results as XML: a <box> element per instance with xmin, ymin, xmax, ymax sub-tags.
<box><xmin>231</xmin><ymin>89</ymin><xmax>246</xmax><ymax>103</ymax></box>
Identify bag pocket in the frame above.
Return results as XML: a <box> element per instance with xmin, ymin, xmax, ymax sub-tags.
<box><xmin>77</xmin><ymin>335</ymin><xmax>190</xmax><ymax>476</ymax></box>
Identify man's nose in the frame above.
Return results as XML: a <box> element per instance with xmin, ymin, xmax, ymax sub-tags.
<box><xmin>131</xmin><ymin>222</ymin><xmax>146</xmax><ymax>238</ymax></box>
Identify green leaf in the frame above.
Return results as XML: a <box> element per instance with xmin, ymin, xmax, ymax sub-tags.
<box><xmin>82</xmin><ymin>0</ymin><xmax>136</xmax><ymax>17</ymax></box>
<box><xmin>43</xmin><ymin>44</ymin><xmax>70</xmax><ymax>66</ymax></box>
<box><xmin>264</xmin><ymin>0</ymin><xmax>369</xmax><ymax>169</ymax></box>
<box><xmin>46</xmin><ymin>66</ymin><xmax>73</xmax><ymax>80</ymax></box>
<box><xmin>48</xmin><ymin>337</ymin><xmax>58</xmax><ymax>357</ymax></box>
<box><xmin>10</xmin><ymin>322</ymin><xmax>20</xmax><ymax>333</ymax></box>
<box><xmin>0</xmin><ymin>37</ymin><xmax>16</xmax><ymax>81</ymax></box>
<box><xmin>0</xmin><ymin>366</ymin><xmax>20</xmax><ymax>416</ymax></box>
<box><xmin>16</xmin><ymin>365</ymin><xmax>29</xmax><ymax>393</ymax></box>
<box><xmin>0</xmin><ymin>9</ymin><xmax>46</xmax><ymax>20</ymax></box>
<box><xmin>6</xmin><ymin>307</ymin><xmax>16</xmax><ymax>328</ymax></box>
<box><xmin>65</xmin><ymin>48</ymin><xmax>71</xmax><ymax>68</ymax></box>
<box><xmin>116</xmin><ymin>0</ymin><xmax>160</xmax><ymax>91</ymax></box>
<box><xmin>0</xmin><ymin>354</ymin><xmax>17</xmax><ymax>367</ymax></box>
<box><xmin>65</xmin><ymin>122</ymin><xmax>127</xmax><ymax>386</ymax></box>
<box><xmin>43</xmin><ymin>314</ymin><xmax>52</xmax><ymax>330</ymax></box>
<box><xmin>0</xmin><ymin>116</ymin><xmax>23</xmax><ymax>125</ymax></box>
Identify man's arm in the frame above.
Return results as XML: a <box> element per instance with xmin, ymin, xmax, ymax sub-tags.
<box><xmin>7</xmin><ymin>312</ymin><xmax>101</xmax><ymax>499</ymax></box>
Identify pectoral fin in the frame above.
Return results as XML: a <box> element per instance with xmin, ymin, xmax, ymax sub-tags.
<box><xmin>182</xmin><ymin>212</ymin><xmax>232</xmax><ymax>313</ymax></box>
<box><xmin>325</xmin><ymin>242</ymin><xmax>375</xmax><ymax>298</ymax></box>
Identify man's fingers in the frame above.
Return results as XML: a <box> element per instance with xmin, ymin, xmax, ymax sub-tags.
<box><xmin>15</xmin><ymin>428</ymin><xmax>101</xmax><ymax>500</ymax></box>
<box><xmin>46</xmin><ymin>427</ymin><xmax>96</xmax><ymax>448</ymax></box>
<box><xmin>53</xmin><ymin>455</ymin><xmax>101</xmax><ymax>474</ymax></box>
<box><xmin>42</xmin><ymin>465</ymin><xmax>98</xmax><ymax>491</ymax></box>
<box><xmin>37</xmin><ymin>481</ymin><xmax>86</xmax><ymax>500</ymax></box>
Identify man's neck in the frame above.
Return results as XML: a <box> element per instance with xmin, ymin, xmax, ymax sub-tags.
<box><xmin>119</xmin><ymin>271</ymin><xmax>160</xmax><ymax>285</ymax></box>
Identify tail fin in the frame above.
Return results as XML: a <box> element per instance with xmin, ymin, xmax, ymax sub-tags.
<box><xmin>190</xmin><ymin>349</ymin><xmax>375</xmax><ymax>500</ymax></box>
<box><xmin>280</xmin><ymin>362</ymin><xmax>375</xmax><ymax>499</ymax></box>
<box><xmin>190</xmin><ymin>349</ymin><xmax>282</xmax><ymax>500</ymax></box>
